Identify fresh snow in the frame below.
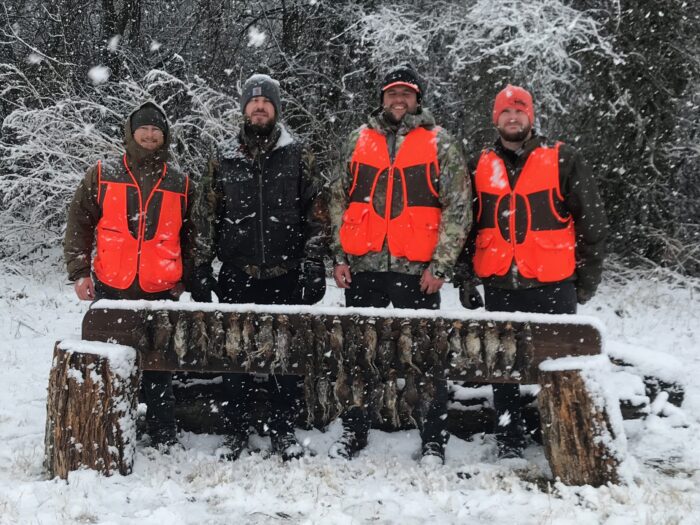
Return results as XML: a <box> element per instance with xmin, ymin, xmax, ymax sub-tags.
<box><xmin>1</xmin><ymin>268</ymin><xmax>699</xmax><ymax>524</ymax></box>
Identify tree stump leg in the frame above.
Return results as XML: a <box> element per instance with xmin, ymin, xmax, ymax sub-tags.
<box><xmin>45</xmin><ymin>340</ymin><xmax>139</xmax><ymax>479</ymax></box>
<box><xmin>538</xmin><ymin>359</ymin><xmax>626</xmax><ymax>486</ymax></box>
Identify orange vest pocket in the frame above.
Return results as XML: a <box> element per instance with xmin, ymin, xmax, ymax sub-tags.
<box><xmin>473</xmin><ymin>229</ymin><xmax>512</xmax><ymax>277</ymax></box>
<box><xmin>520</xmin><ymin>228</ymin><xmax>576</xmax><ymax>282</ymax></box>
<box><xmin>393</xmin><ymin>207</ymin><xmax>441</xmax><ymax>262</ymax></box>
<box><xmin>339</xmin><ymin>203</ymin><xmax>373</xmax><ymax>256</ymax></box>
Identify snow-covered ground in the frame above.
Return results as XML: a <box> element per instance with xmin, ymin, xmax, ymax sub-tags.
<box><xmin>1</xmin><ymin>265</ymin><xmax>699</xmax><ymax>524</ymax></box>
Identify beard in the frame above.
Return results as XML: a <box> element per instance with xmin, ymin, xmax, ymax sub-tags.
<box><xmin>382</xmin><ymin>108</ymin><xmax>404</xmax><ymax>125</ymax></box>
<box><xmin>382</xmin><ymin>107</ymin><xmax>420</xmax><ymax>126</ymax></box>
<box><xmin>498</xmin><ymin>124</ymin><xmax>532</xmax><ymax>143</ymax></box>
<box><xmin>244</xmin><ymin>117</ymin><xmax>275</xmax><ymax>136</ymax></box>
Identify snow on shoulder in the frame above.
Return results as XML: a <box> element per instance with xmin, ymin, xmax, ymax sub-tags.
<box><xmin>275</xmin><ymin>123</ymin><xmax>295</xmax><ymax>150</ymax></box>
<box><xmin>58</xmin><ymin>339</ymin><xmax>137</xmax><ymax>379</ymax></box>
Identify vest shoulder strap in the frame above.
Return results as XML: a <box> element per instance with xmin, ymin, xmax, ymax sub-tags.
<box><xmin>98</xmin><ymin>158</ymin><xmax>130</xmax><ymax>183</ymax></box>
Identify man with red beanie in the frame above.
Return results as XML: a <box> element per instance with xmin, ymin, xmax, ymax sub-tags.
<box><xmin>456</xmin><ymin>84</ymin><xmax>608</xmax><ymax>458</ymax></box>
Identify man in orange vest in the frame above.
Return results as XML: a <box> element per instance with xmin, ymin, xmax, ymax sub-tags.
<box><xmin>329</xmin><ymin>64</ymin><xmax>471</xmax><ymax>464</ymax></box>
<box><xmin>458</xmin><ymin>85</ymin><xmax>608</xmax><ymax>458</ymax></box>
<box><xmin>65</xmin><ymin>101</ymin><xmax>194</xmax><ymax>449</ymax></box>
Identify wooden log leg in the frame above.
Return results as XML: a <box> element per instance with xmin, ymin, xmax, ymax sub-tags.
<box><xmin>45</xmin><ymin>341</ymin><xmax>139</xmax><ymax>479</ymax></box>
<box><xmin>538</xmin><ymin>365</ymin><xmax>623</xmax><ymax>486</ymax></box>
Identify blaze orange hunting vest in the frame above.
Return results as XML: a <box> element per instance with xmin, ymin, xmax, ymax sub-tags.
<box><xmin>473</xmin><ymin>143</ymin><xmax>576</xmax><ymax>282</ymax></box>
<box><xmin>93</xmin><ymin>155</ymin><xmax>188</xmax><ymax>292</ymax></box>
<box><xmin>340</xmin><ymin>127</ymin><xmax>441</xmax><ymax>262</ymax></box>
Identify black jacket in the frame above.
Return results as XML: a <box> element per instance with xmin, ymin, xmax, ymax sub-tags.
<box><xmin>192</xmin><ymin>123</ymin><xmax>328</xmax><ymax>279</ymax></box>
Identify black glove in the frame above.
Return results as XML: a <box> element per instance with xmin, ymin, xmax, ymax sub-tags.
<box><xmin>298</xmin><ymin>259</ymin><xmax>326</xmax><ymax>305</ymax></box>
<box><xmin>189</xmin><ymin>265</ymin><xmax>218</xmax><ymax>303</ymax></box>
<box><xmin>576</xmin><ymin>286</ymin><xmax>594</xmax><ymax>305</ymax></box>
<box><xmin>459</xmin><ymin>282</ymin><xmax>484</xmax><ymax>310</ymax></box>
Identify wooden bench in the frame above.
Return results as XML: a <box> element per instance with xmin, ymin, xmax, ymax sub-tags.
<box><xmin>46</xmin><ymin>300</ymin><xmax>621</xmax><ymax>486</ymax></box>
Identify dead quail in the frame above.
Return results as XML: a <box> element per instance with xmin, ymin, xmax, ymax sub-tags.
<box><xmin>271</xmin><ymin>315</ymin><xmax>291</xmax><ymax>373</ymax></box>
<box><xmin>483</xmin><ymin>321</ymin><xmax>500</xmax><ymax>377</ymax></box>
<box><xmin>398</xmin><ymin>321</ymin><xmax>421</xmax><ymax>373</ymax></box>
<box><xmin>225</xmin><ymin>314</ymin><xmax>242</xmax><ymax>363</ymax></box>
<box><xmin>208</xmin><ymin>311</ymin><xmax>225</xmax><ymax>359</ymax></box>
<box><xmin>172</xmin><ymin>312</ymin><xmax>189</xmax><ymax>364</ymax></box>
<box><xmin>501</xmin><ymin>321</ymin><xmax>517</xmax><ymax>375</ymax></box>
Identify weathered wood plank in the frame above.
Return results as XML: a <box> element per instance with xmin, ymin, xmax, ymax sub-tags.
<box><xmin>82</xmin><ymin>304</ymin><xmax>603</xmax><ymax>384</ymax></box>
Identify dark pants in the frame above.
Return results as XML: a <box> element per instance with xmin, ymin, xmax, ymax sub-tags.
<box><xmin>218</xmin><ymin>263</ymin><xmax>303</xmax><ymax>437</ymax></box>
<box><xmin>93</xmin><ymin>280</ymin><xmax>176</xmax><ymax>436</ymax></box>
<box><xmin>485</xmin><ymin>282</ymin><xmax>577</xmax><ymax>447</ymax></box>
<box><xmin>344</xmin><ymin>271</ymin><xmax>448</xmax><ymax>446</ymax></box>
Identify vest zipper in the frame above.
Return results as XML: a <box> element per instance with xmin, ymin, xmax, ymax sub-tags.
<box><xmin>508</xmin><ymin>165</ymin><xmax>519</xmax><ymax>287</ymax></box>
<box><xmin>386</xmin><ymin>131</ymin><xmax>397</xmax><ymax>271</ymax></box>
<box><xmin>123</xmin><ymin>155</ymin><xmax>166</xmax><ymax>287</ymax></box>
<box><xmin>257</xmin><ymin>154</ymin><xmax>267</xmax><ymax>265</ymax></box>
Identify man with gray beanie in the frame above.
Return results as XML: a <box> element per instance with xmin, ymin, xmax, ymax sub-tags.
<box><xmin>189</xmin><ymin>73</ymin><xmax>329</xmax><ymax>461</ymax></box>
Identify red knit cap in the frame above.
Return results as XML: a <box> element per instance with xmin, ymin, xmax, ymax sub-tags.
<box><xmin>492</xmin><ymin>85</ymin><xmax>534</xmax><ymax>126</ymax></box>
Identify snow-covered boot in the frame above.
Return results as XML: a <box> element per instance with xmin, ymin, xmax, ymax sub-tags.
<box><xmin>329</xmin><ymin>406</ymin><xmax>369</xmax><ymax>459</ymax></box>
<box><xmin>221</xmin><ymin>432</ymin><xmax>248</xmax><ymax>461</ymax></box>
<box><xmin>271</xmin><ymin>431</ymin><xmax>305</xmax><ymax>461</ymax></box>
<box><xmin>420</xmin><ymin>441</ymin><xmax>445</xmax><ymax>466</ymax></box>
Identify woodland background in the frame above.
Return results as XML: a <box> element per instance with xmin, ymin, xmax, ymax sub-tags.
<box><xmin>1</xmin><ymin>0</ymin><xmax>698</xmax><ymax>277</ymax></box>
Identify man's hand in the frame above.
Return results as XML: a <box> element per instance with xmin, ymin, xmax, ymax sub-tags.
<box><xmin>333</xmin><ymin>264</ymin><xmax>352</xmax><ymax>289</ymax></box>
<box><xmin>74</xmin><ymin>276</ymin><xmax>95</xmax><ymax>301</ymax></box>
<box><xmin>459</xmin><ymin>282</ymin><xmax>484</xmax><ymax>310</ymax></box>
<box><xmin>420</xmin><ymin>269</ymin><xmax>444</xmax><ymax>295</ymax></box>
<box><xmin>170</xmin><ymin>282</ymin><xmax>185</xmax><ymax>299</ymax></box>
<box><xmin>576</xmin><ymin>286</ymin><xmax>593</xmax><ymax>305</ymax></box>
<box><xmin>299</xmin><ymin>259</ymin><xmax>326</xmax><ymax>304</ymax></box>
<box><xmin>189</xmin><ymin>265</ymin><xmax>218</xmax><ymax>303</ymax></box>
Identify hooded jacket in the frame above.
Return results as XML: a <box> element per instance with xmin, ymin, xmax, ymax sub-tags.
<box><xmin>64</xmin><ymin>101</ymin><xmax>195</xmax><ymax>299</ymax></box>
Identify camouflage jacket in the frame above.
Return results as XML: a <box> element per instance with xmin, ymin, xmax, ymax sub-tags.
<box><xmin>190</xmin><ymin>122</ymin><xmax>329</xmax><ymax>279</ymax></box>
<box><xmin>329</xmin><ymin>109</ymin><xmax>471</xmax><ymax>279</ymax></box>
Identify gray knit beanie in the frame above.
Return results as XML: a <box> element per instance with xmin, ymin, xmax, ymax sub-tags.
<box><xmin>240</xmin><ymin>74</ymin><xmax>281</xmax><ymax>114</ymax></box>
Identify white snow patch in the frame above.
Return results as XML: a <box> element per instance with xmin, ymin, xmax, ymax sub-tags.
<box><xmin>26</xmin><ymin>53</ymin><xmax>43</xmax><ymax>65</ymax></box>
<box><xmin>58</xmin><ymin>339</ymin><xmax>137</xmax><ymax>379</ymax></box>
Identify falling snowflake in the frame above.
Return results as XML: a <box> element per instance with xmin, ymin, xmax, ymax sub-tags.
<box><xmin>88</xmin><ymin>66</ymin><xmax>111</xmax><ymax>85</ymax></box>
<box><xmin>26</xmin><ymin>53</ymin><xmax>43</xmax><ymax>65</ymax></box>
<box><xmin>107</xmin><ymin>35</ymin><xmax>120</xmax><ymax>52</ymax></box>
<box><xmin>248</xmin><ymin>26</ymin><xmax>267</xmax><ymax>47</ymax></box>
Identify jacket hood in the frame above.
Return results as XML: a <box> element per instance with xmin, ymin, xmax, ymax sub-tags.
<box><xmin>124</xmin><ymin>101</ymin><xmax>171</xmax><ymax>164</ymax></box>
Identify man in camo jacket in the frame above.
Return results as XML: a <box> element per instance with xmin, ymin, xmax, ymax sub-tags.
<box><xmin>328</xmin><ymin>63</ymin><xmax>472</xmax><ymax>465</ymax></box>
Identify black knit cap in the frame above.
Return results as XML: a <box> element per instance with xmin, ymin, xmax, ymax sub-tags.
<box><xmin>240</xmin><ymin>74</ymin><xmax>281</xmax><ymax>115</ymax></box>
<box><xmin>131</xmin><ymin>103</ymin><xmax>168</xmax><ymax>135</ymax></box>
<box><xmin>380</xmin><ymin>63</ymin><xmax>424</xmax><ymax>105</ymax></box>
